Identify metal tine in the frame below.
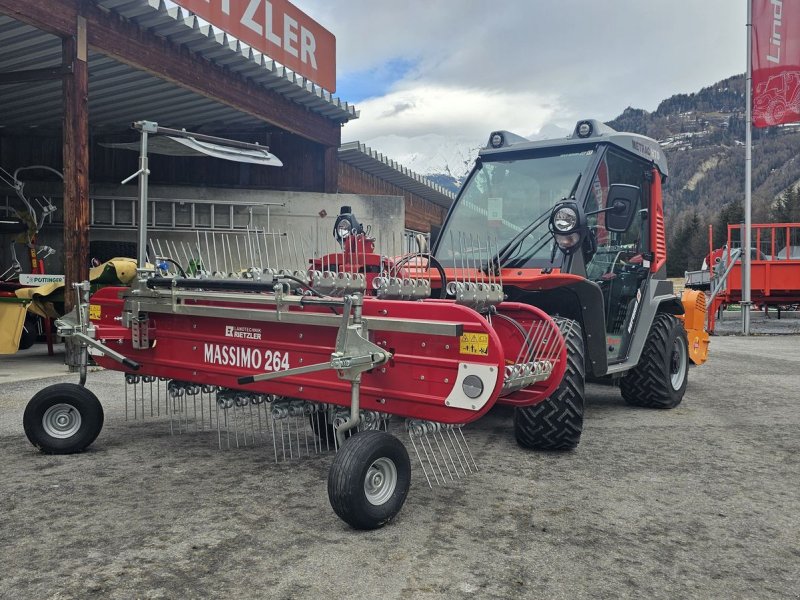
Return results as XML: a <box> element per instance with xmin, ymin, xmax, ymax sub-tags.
<box><xmin>235</xmin><ymin>235</ymin><xmax>243</xmax><ymax>273</ymax></box>
<box><xmin>437</xmin><ymin>427</ymin><xmax>462</xmax><ymax>479</ymax></box>
<box><xmin>124</xmin><ymin>378</ymin><xmax>128</xmax><ymax>421</ymax></box>
<box><xmin>422</xmin><ymin>428</ymin><xmax>449</xmax><ymax>483</ymax></box>
<box><xmin>511</xmin><ymin>317</ymin><xmax>537</xmax><ymax>367</ymax></box>
<box><xmin>495</xmin><ymin>235</ymin><xmax>503</xmax><ymax>289</ymax></box>
<box><xmin>538</xmin><ymin>320</ymin><xmax>564</xmax><ymax>364</ymax></box>
<box><xmin>219</xmin><ymin>234</ymin><xmax>227</xmax><ymax>275</ymax></box>
<box><xmin>196</xmin><ymin>231</ymin><xmax>203</xmax><ymax>275</ymax></box>
<box><xmin>255</xmin><ymin>228</ymin><xmax>264</xmax><ymax>272</ymax></box>
<box><xmin>255</xmin><ymin>398</ymin><xmax>264</xmax><ymax>444</ymax></box>
<box><xmin>154</xmin><ymin>238</ymin><xmax>164</xmax><ymax>263</ymax></box>
<box><xmin>278</xmin><ymin>231</ymin><xmax>287</xmax><ymax>272</ymax></box>
<box><xmin>415</xmin><ymin>430</ymin><xmax>442</xmax><ymax>485</ymax></box>
<box><xmin>262</xmin><ymin>229</ymin><xmax>271</xmax><ymax>272</ymax></box>
<box><xmin>133</xmin><ymin>377</ymin><xmax>138</xmax><ymax>420</ymax></box>
<box><xmin>211</xmin><ymin>231</ymin><xmax>219</xmax><ymax>274</ymax></box>
<box><xmin>216</xmin><ymin>398</ymin><xmax>222</xmax><ymax>450</ymax></box>
<box><xmin>446</xmin><ymin>427</ymin><xmax>470</xmax><ymax>475</ymax></box>
<box><xmin>228</xmin><ymin>234</ymin><xmax>237</xmax><ymax>276</ymax></box>
<box><xmin>517</xmin><ymin>320</ymin><xmax>541</xmax><ymax>366</ymax></box>
<box><xmin>271</xmin><ymin>230</ymin><xmax>280</xmax><ymax>273</ymax></box>
<box><xmin>524</xmin><ymin>320</ymin><xmax>550</xmax><ymax>366</ymax></box>
<box><xmin>459</xmin><ymin>426</ymin><xmax>479</xmax><ymax>471</ymax></box>
<box><xmin>170</xmin><ymin>240</ymin><xmax>183</xmax><ymax>271</ymax></box>
<box><xmin>290</xmin><ymin>230</ymin><xmax>297</xmax><ymax>272</ymax></box>
<box><xmin>430</xmin><ymin>428</ymin><xmax>455</xmax><ymax>481</ymax></box>
<box><xmin>179</xmin><ymin>241</ymin><xmax>191</xmax><ymax>273</ymax></box>
<box><xmin>408</xmin><ymin>435</ymin><xmax>434</xmax><ymax>488</ymax></box>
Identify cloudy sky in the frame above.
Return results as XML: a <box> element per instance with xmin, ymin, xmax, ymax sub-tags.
<box><xmin>298</xmin><ymin>0</ymin><xmax>746</xmax><ymax>175</ymax></box>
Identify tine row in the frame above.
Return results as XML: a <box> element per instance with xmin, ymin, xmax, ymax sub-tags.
<box><xmin>406</xmin><ymin>419</ymin><xmax>478</xmax><ymax>488</ymax></box>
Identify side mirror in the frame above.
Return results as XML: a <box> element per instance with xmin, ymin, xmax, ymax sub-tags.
<box><xmin>604</xmin><ymin>184</ymin><xmax>639</xmax><ymax>232</ymax></box>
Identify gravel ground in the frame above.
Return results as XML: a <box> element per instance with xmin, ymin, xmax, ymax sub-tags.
<box><xmin>1</xmin><ymin>334</ymin><xmax>798</xmax><ymax>599</ymax></box>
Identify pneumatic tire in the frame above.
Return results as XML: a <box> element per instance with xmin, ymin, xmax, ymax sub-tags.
<box><xmin>23</xmin><ymin>383</ymin><xmax>104</xmax><ymax>454</ymax></box>
<box><xmin>514</xmin><ymin>320</ymin><xmax>585</xmax><ymax>451</ymax></box>
<box><xmin>328</xmin><ymin>430</ymin><xmax>411</xmax><ymax>530</ymax></box>
<box><xmin>620</xmin><ymin>313</ymin><xmax>688</xmax><ymax>409</ymax></box>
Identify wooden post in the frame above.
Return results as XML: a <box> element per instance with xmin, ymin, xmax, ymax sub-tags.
<box><xmin>323</xmin><ymin>144</ymin><xmax>339</xmax><ymax>193</ymax></box>
<box><xmin>62</xmin><ymin>16</ymin><xmax>89</xmax><ymax>367</ymax></box>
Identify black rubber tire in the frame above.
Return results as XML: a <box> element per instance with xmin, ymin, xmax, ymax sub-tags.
<box><xmin>23</xmin><ymin>383</ymin><xmax>104</xmax><ymax>454</ymax></box>
<box><xmin>513</xmin><ymin>320</ymin><xmax>585</xmax><ymax>451</ymax></box>
<box><xmin>620</xmin><ymin>313</ymin><xmax>689</xmax><ymax>409</ymax></box>
<box><xmin>18</xmin><ymin>315</ymin><xmax>39</xmax><ymax>350</ymax></box>
<box><xmin>328</xmin><ymin>430</ymin><xmax>411</xmax><ymax>530</ymax></box>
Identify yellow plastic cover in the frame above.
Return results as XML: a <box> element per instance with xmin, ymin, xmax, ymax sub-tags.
<box><xmin>0</xmin><ymin>302</ymin><xmax>27</xmax><ymax>354</ymax></box>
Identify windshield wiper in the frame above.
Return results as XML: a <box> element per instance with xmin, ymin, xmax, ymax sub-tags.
<box><xmin>490</xmin><ymin>173</ymin><xmax>582</xmax><ymax>271</ymax></box>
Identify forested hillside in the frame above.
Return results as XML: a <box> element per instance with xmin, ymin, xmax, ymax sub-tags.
<box><xmin>606</xmin><ymin>74</ymin><xmax>800</xmax><ymax>275</ymax></box>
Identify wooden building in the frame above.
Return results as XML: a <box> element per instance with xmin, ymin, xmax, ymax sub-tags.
<box><xmin>0</xmin><ymin>1</ymin><xmax>454</xmax><ymax>305</ymax></box>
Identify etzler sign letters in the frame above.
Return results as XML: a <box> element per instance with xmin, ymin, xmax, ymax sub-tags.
<box><xmin>172</xmin><ymin>0</ymin><xmax>336</xmax><ymax>92</ymax></box>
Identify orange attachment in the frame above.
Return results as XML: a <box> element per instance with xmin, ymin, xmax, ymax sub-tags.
<box><xmin>678</xmin><ymin>289</ymin><xmax>709</xmax><ymax>365</ymax></box>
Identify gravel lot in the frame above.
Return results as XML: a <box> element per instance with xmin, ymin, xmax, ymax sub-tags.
<box><xmin>1</xmin><ymin>334</ymin><xmax>798</xmax><ymax>599</ymax></box>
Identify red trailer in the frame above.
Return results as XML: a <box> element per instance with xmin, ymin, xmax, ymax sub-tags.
<box><xmin>693</xmin><ymin>223</ymin><xmax>800</xmax><ymax>332</ymax></box>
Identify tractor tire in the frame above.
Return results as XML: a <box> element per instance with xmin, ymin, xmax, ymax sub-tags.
<box><xmin>513</xmin><ymin>320</ymin><xmax>585</xmax><ymax>451</ymax></box>
<box><xmin>23</xmin><ymin>383</ymin><xmax>104</xmax><ymax>454</ymax></box>
<box><xmin>620</xmin><ymin>313</ymin><xmax>688</xmax><ymax>409</ymax></box>
<box><xmin>328</xmin><ymin>430</ymin><xmax>411</xmax><ymax>530</ymax></box>
<box><xmin>18</xmin><ymin>315</ymin><xmax>39</xmax><ymax>350</ymax></box>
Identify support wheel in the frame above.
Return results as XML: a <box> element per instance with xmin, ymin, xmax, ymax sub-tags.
<box><xmin>328</xmin><ymin>430</ymin><xmax>411</xmax><ymax>530</ymax></box>
<box><xmin>620</xmin><ymin>313</ymin><xmax>688</xmax><ymax>409</ymax></box>
<box><xmin>514</xmin><ymin>320</ymin><xmax>585</xmax><ymax>450</ymax></box>
<box><xmin>23</xmin><ymin>383</ymin><xmax>104</xmax><ymax>454</ymax></box>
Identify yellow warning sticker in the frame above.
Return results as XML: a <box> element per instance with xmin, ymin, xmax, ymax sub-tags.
<box><xmin>89</xmin><ymin>304</ymin><xmax>101</xmax><ymax>321</ymax></box>
<box><xmin>460</xmin><ymin>332</ymin><xmax>489</xmax><ymax>356</ymax></box>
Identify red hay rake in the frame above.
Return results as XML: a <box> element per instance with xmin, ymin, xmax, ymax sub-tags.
<box><xmin>25</xmin><ymin>122</ymin><xmax>568</xmax><ymax>529</ymax></box>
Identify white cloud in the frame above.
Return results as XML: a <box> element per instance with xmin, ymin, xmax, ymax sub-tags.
<box><xmin>300</xmin><ymin>0</ymin><xmax>747</xmax><ymax>174</ymax></box>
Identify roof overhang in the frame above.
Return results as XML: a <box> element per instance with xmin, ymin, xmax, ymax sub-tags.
<box><xmin>339</xmin><ymin>141</ymin><xmax>456</xmax><ymax>209</ymax></box>
<box><xmin>0</xmin><ymin>1</ymin><xmax>358</xmax><ymax>138</ymax></box>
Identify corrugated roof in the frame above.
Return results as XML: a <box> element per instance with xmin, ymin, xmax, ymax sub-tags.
<box><xmin>339</xmin><ymin>141</ymin><xmax>456</xmax><ymax>209</ymax></box>
<box><xmin>0</xmin><ymin>0</ymin><xmax>358</xmax><ymax>130</ymax></box>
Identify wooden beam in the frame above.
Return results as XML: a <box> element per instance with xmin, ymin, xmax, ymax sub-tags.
<box><xmin>62</xmin><ymin>22</ymin><xmax>89</xmax><ymax>311</ymax></box>
<box><xmin>0</xmin><ymin>0</ymin><xmax>76</xmax><ymax>36</ymax></box>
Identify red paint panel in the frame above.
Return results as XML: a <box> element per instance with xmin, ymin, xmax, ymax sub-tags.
<box><xmin>650</xmin><ymin>169</ymin><xmax>667</xmax><ymax>273</ymax></box>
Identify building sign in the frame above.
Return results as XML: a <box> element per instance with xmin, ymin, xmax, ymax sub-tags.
<box><xmin>173</xmin><ymin>0</ymin><xmax>336</xmax><ymax>92</ymax></box>
<box><xmin>752</xmin><ymin>0</ymin><xmax>800</xmax><ymax>127</ymax></box>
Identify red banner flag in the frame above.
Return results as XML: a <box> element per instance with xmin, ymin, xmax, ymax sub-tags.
<box><xmin>752</xmin><ymin>0</ymin><xmax>800</xmax><ymax>127</ymax></box>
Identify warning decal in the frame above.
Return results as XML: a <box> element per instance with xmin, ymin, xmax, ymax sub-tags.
<box><xmin>460</xmin><ymin>333</ymin><xmax>489</xmax><ymax>356</ymax></box>
<box><xmin>89</xmin><ymin>304</ymin><xmax>101</xmax><ymax>320</ymax></box>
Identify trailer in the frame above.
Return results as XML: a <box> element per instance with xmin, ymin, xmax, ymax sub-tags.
<box><xmin>686</xmin><ymin>222</ymin><xmax>800</xmax><ymax>332</ymax></box>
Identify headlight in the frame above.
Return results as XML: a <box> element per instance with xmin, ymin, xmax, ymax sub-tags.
<box><xmin>576</xmin><ymin>120</ymin><xmax>593</xmax><ymax>138</ymax></box>
<box><xmin>489</xmin><ymin>132</ymin><xmax>504</xmax><ymax>148</ymax></box>
<box><xmin>335</xmin><ymin>218</ymin><xmax>353</xmax><ymax>240</ymax></box>
<box><xmin>553</xmin><ymin>206</ymin><xmax>578</xmax><ymax>233</ymax></box>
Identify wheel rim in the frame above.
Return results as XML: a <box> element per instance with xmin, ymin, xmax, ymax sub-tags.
<box><xmin>42</xmin><ymin>403</ymin><xmax>82</xmax><ymax>439</ymax></box>
<box><xmin>669</xmin><ymin>338</ymin><xmax>688</xmax><ymax>391</ymax></box>
<box><xmin>364</xmin><ymin>457</ymin><xmax>398</xmax><ymax>506</ymax></box>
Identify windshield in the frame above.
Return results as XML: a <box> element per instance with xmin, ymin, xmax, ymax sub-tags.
<box><xmin>436</xmin><ymin>146</ymin><xmax>597</xmax><ymax>268</ymax></box>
